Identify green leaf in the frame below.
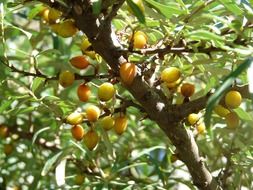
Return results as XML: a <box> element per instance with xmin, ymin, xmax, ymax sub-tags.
<box><xmin>31</xmin><ymin>127</ymin><xmax>50</xmax><ymax>147</ymax></box>
<box><xmin>127</xmin><ymin>0</ymin><xmax>146</xmax><ymax>24</ymax></box>
<box><xmin>41</xmin><ymin>147</ymin><xmax>72</xmax><ymax>176</ymax></box>
<box><xmin>28</xmin><ymin>5</ymin><xmax>45</xmax><ymax>20</ymax></box>
<box><xmin>185</xmin><ymin>30</ymin><xmax>225</xmax><ymax>42</ymax></box>
<box><xmin>41</xmin><ymin>151</ymin><xmax>63</xmax><ymax>176</ymax></box>
<box><xmin>234</xmin><ymin>108</ymin><xmax>253</xmax><ymax>121</ymax></box>
<box><xmin>205</xmin><ymin>57</ymin><xmax>253</xmax><ymax>127</ymax></box>
<box><xmin>131</xmin><ymin>146</ymin><xmax>166</xmax><ymax>161</ymax></box>
<box><xmin>92</xmin><ymin>0</ymin><xmax>102</xmax><ymax>15</ymax></box>
<box><xmin>0</xmin><ymin>99</ymin><xmax>13</xmax><ymax>114</ymax></box>
<box><xmin>31</xmin><ymin>77</ymin><xmax>45</xmax><ymax>93</ymax></box>
<box><xmin>145</xmin><ymin>0</ymin><xmax>185</xmax><ymax>19</ymax></box>
<box><xmin>218</xmin><ymin>0</ymin><xmax>244</xmax><ymax>16</ymax></box>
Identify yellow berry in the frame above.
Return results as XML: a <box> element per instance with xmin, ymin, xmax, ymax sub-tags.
<box><xmin>187</xmin><ymin>113</ymin><xmax>199</xmax><ymax>125</ymax></box>
<box><xmin>161</xmin><ymin>67</ymin><xmax>181</xmax><ymax>83</ymax></box>
<box><xmin>98</xmin><ymin>82</ymin><xmax>115</xmax><ymax>102</ymax></box>
<box><xmin>214</xmin><ymin>105</ymin><xmax>230</xmax><ymax>118</ymax></box>
<box><xmin>59</xmin><ymin>70</ymin><xmax>75</xmax><ymax>88</ymax></box>
<box><xmin>133</xmin><ymin>31</ymin><xmax>147</xmax><ymax>49</ymax></box>
<box><xmin>48</xmin><ymin>8</ymin><xmax>62</xmax><ymax>24</ymax></box>
<box><xmin>86</xmin><ymin>105</ymin><xmax>101</xmax><ymax>122</ymax></box>
<box><xmin>75</xmin><ymin>174</ymin><xmax>85</xmax><ymax>185</ymax></box>
<box><xmin>66</xmin><ymin>112</ymin><xmax>84</xmax><ymax>125</ymax></box>
<box><xmin>100</xmin><ymin>116</ymin><xmax>115</xmax><ymax>131</ymax></box>
<box><xmin>4</xmin><ymin>144</ymin><xmax>14</xmax><ymax>155</ymax></box>
<box><xmin>51</xmin><ymin>19</ymin><xmax>78</xmax><ymax>38</ymax></box>
<box><xmin>225</xmin><ymin>90</ymin><xmax>242</xmax><ymax>109</ymax></box>
<box><xmin>0</xmin><ymin>125</ymin><xmax>8</xmax><ymax>138</ymax></box>
<box><xmin>196</xmin><ymin>123</ymin><xmax>206</xmax><ymax>134</ymax></box>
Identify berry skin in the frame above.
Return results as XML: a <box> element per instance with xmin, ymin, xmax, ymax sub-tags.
<box><xmin>0</xmin><ymin>125</ymin><xmax>8</xmax><ymax>138</ymax></box>
<box><xmin>70</xmin><ymin>56</ymin><xmax>90</xmax><ymax>69</ymax></box>
<box><xmin>86</xmin><ymin>105</ymin><xmax>101</xmax><ymax>122</ymax></box>
<box><xmin>98</xmin><ymin>82</ymin><xmax>115</xmax><ymax>102</ymax></box>
<box><xmin>83</xmin><ymin>129</ymin><xmax>99</xmax><ymax>150</ymax></box>
<box><xmin>59</xmin><ymin>70</ymin><xmax>75</xmax><ymax>88</ymax></box>
<box><xmin>100</xmin><ymin>116</ymin><xmax>115</xmax><ymax>131</ymax></box>
<box><xmin>51</xmin><ymin>20</ymin><xmax>78</xmax><ymax>38</ymax></box>
<box><xmin>4</xmin><ymin>144</ymin><xmax>14</xmax><ymax>155</ymax></box>
<box><xmin>196</xmin><ymin>123</ymin><xmax>206</xmax><ymax>134</ymax></box>
<box><xmin>180</xmin><ymin>83</ymin><xmax>195</xmax><ymax>97</ymax></box>
<box><xmin>77</xmin><ymin>83</ymin><xmax>91</xmax><ymax>102</ymax></box>
<box><xmin>120</xmin><ymin>62</ymin><xmax>137</xmax><ymax>85</ymax></box>
<box><xmin>48</xmin><ymin>8</ymin><xmax>62</xmax><ymax>24</ymax></box>
<box><xmin>133</xmin><ymin>31</ymin><xmax>147</xmax><ymax>49</ymax></box>
<box><xmin>114</xmin><ymin>115</ymin><xmax>128</xmax><ymax>135</ymax></box>
<box><xmin>214</xmin><ymin>105</ymin><xmax>230</xmax><ymax>118</ymax></box>
<box><xmin>187</xmin><ymin>113</ymin><xmax>199</xmax><ymax>125</ymax></box>
<box><xmin>75</xmin><ymin>174</ymin><xmax>85</xmax><ymax>185</ymax></box>
<box><xmin>71</xmin><ymin>125</ymin><xmax>85</xmax><ymax>141</ymax></box>
<box><xmin>225</xmin><ymin>112</ymin><xmax>239</xmax><ymax>129</ymax></box>
<box><xmin>39</xmin><ymin>8</ymin><xmax>50</xmax><ymax>23</ymax></box>
<box><xmin>225</xmin><ymin>90</ymin><xmax>242</xmax><ymax>109</ymax></box>
<box><xmin>160</xmin><ymin>67</ymin><xmax>181</xmax><ymax>83</ymax></box>
<box><xmin>66</xmin><ymin>112</ymin><xmax>84</xmax><ymax>125</ymax></box>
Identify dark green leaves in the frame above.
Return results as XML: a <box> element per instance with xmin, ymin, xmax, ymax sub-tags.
<box><xmin>127</xmin><ymin>0</ymin><xmax>146</xmax><ymax>24</ymax></box>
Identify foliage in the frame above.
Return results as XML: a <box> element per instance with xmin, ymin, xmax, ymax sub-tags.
<box><xmin>0</xmin><ymin>0</ymin><xmax>253</xmax><ymax>189</ymax></box>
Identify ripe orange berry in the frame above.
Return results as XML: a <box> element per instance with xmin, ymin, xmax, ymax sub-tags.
<box><xmin>225</xmin><ymin>90</ymin><xmax>242</xmax><ymax>109</ymax></box>
<box><xmin>114</xmin><ymin>115</ymin><xmax>128</xmax><ymax>135</ymax></box>
<box><xmin>180</xmin><ymin>83</ymin><xmax>195</xmax><ymax>97</ymax></box>
<box><xmin>160</xmin><ymin>67</ymin><xmax>181</xmax><ymax>83</ymax></box>
<box><xmin>70</xmin><ymin>55</ymin><xmax>90</xmax><ymax>69</ymax></box>
<box><xmin>86</xmin><ymin>105</ymin><xmax>101</xmax><ymax>122</ymax></box>
<box><xmin>133</xmin><ymin>31</ymin><xmax>147</xmax><ymax>49</ymax></box>
<box><xmin>77</xmin><ymin>83</ymin><xmax>91</xmax><ymax>102</ymax></box>
<box><xmin>83</xmin><ymin>129</ymin><xmax>99</xmax><ymax>150</ymax></box>
<box><xmin>196</xmin><ymin>123</ymin><xmax>206</xmax><ymax>134</ymax></box>
<box><xmin>66</xmin><ymin>112</ymin><xmax>84</xmax><ymax>125</ymax></box>
<box><xmin>0</xmin><ymin>125</ymin><xmax>8</xmax><ymax>138</ymax></box>
<box><xmin>214</xmin><ymin>105</ymin><xmax>230</xmax><ymax>118</ymax></box>
<box><xmin>98</xmin><ymin>82</ymin><xmax>115</xmax><ymax>102</ymax></box>
<box><xmin>4</xmin><ymin>144</ymin><xmax>14</xmax><ymax>155</ymax></box>
<box><xmin>71</xmin><ymin>125</ymin><xmax>85</xmax><ymax>141</ymax></box>
<box><xmin>100</xmin><ymin>116</ymin><xmax>115</xmax><ymax>131</ymax></box>
<box><xmin>225</xmin><ymin>112</ymin><xmax>239</xmax><ymax>129</ymax></box>
<box><xmin>120</xmin><ymin>62</ymin><xmax>137</xmax><ymax>85</ymax></box>
<box><xmin>59</xmin><ymin>70</ymin><xmax>75</xmax><ymax>88</ymax></box>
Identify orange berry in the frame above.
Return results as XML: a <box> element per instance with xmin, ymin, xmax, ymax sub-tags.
<box><xmin>225</xmin><ymin>90</ymin><xmax>242</xmax><ymax>109</ymax></box>
<box><xmin>86</xmin><ymin>105</ymin><xmax>100</xmax><ymax>122</ymax></box>
<box><xmin>120</xmin><ymin>62</ymin><xmax>137</xmax><ymax>85</ymax></box>
<box><xmin>180</xmin><ymin>83</ymin><xmax>195</xmax><ymax>97</ymax></box>
<box><xmin>225</xmin><ymin>112</ymin><xmax>239</xmax><ymax>129</ymax></box>
<box><xmin>59</xmin><ymin>70</ymin><xmax>75</xmax><ymax>88</ymax></box>
<box><xmin>77</xmin><ymin>83</ymin><xmax>91</xmax><ymax>102</ymax></box>
<box><xmin>70</xmin><ymin>55</ymin><xmax>90</xmax><ymax>69</ymax></box>
<box><xmin>114</xmin><ymin>115</ymin><xmax>128</xmax><ymax>135</ymax></box>
<box><xmin>160</xmin><ymin>67</ymin><xmax>181</xmax><ymax>83</ymax></box>
<box><xmin>0</xmin><ymin>125</ymin><xmax>8</xmax><ymax>138</ymax></box>
<box><xmin>83</xmin><ymin>129</ymin><xmax>99</xmax><ymax>150</ymax></box>
<box><xmin>98</xmin><ymin>82</ymin><xmax>115</xmax><ymax>102</ymax></box>
<box><xmin>4</xmin><ymin>144</ymin><xmax>13</xmax><ymax>155</ymax></box>
<box><xmin>71</xmin><ymin>125</ymin><xmax>85</xmax><ymax>141</ymax></box>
